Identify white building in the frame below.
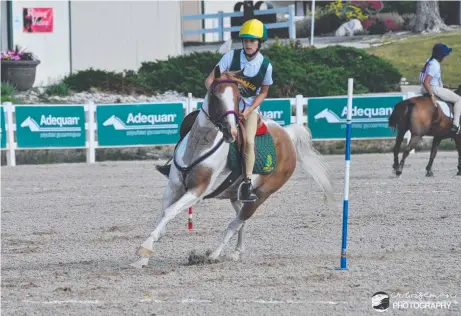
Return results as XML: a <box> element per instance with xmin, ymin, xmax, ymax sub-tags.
<box><xmin>1</xmin><ymin>0</ymin><xmax>184</xmax><ymax>87</ymax></box>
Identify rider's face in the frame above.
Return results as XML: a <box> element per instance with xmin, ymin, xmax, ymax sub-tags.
<box><xmin>243</xmin><ymin>38</ymin><xmax>259</xmax><ymax>55</ymax></box>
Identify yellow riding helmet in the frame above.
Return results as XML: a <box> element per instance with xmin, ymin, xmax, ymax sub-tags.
<box><xmin>239</xmin><ymin>19</ymin><xmax>268</xmax><ymax>42</ymax></box>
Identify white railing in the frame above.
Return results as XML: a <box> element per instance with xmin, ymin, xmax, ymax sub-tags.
<box><xmin>182</xmin><ymin>4</ymin><xmax>296</xmax><ymax>41</ymax></box>
<box><xmin>1</xmin><ymin>90</ymin><xmax>417</xmax><ymax>167</ymax></box>
<box><xmin>0</xmin><ymin>94</ymin><xmax>306</xmax><ymax>167</ymax></box>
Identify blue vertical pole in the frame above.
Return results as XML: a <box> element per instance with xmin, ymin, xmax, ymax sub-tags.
<box><xmin>337</xmin><ymin>78</ymin><xmax>353</xmax><ymax>270</ymax></box>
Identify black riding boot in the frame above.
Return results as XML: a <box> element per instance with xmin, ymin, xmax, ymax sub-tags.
<box><xmin>450</xmin><ymin>124</ymin><xmax>461</xmax><ymax>135</ymax></box>
<box><xmin>155</xmin><ymin>159</ymin><xmax>171</xmax><ymax>178</ymax></box>
<box><xmin>238</xmin><ymin>178</ymin><xmax>258</xmax><ymax>202</ymax></box>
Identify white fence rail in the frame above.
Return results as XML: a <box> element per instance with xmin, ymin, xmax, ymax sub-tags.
<box><xmin>182</xmin><ymin>4</ymin><xmax>296</xmax><ymax>41</ymax></box>
<box><xmin>1</xmin><ymin>90</ymin><xmax>419</xmax><ymax>167</ymax></box>
<box><xmin>0</xmin><ymin>94</ymin><xmax>307</xmax><ymax>167</ymax></box>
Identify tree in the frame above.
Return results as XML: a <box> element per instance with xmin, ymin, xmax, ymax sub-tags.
<box><xmin>414</xmin><ymin>0</ymin><xmax>451</xmax><ymax>33</ymax></box>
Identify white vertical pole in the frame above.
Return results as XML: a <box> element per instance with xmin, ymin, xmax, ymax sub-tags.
<box><xmin>187</xmin><ymin>93</ymin><xmax>193</xmax><ymax>115</ymax></box>
<box><xmin>86</xmin><ymin>100</ymin><xmax>96</xmax><ymax>163</ymax></box>
<box><xmin>295</xmin><ymin>94</ymin><xmax>304</xmax><ymax>126</ymax></box>
<box><xmin>5</xmin><ymin>102</ymin><xmax>16</xmax><ymax>167</ymax></box>
<box><xmin>310</xmin><ymin>0</ymin><xmax>315</xmax><ymax>46</ymax></box>
<box><xmin>218</xmin><ymin>11</ymin><xmax>224</xmax><ymax>42</ymax></box>
<box><xmin>288</xmin><ymin>4</ymin><xmax>295</xmax><ymax>40</ymax></box>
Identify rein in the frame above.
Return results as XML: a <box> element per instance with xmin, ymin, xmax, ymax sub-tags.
<box><xmin>172</xmin><ymin>78</ymin><xmax>242</xmax><ymax>190</ymax></box>
<box><xmin>201</xmin><ymin>79</ymin><xmax>241</xmax><ymax>128</ymax></box>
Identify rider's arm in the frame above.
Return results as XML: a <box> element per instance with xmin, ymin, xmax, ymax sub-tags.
<box><xmin>423</xmin><ymin>75</ymin><xmax>434</xmax><ymax>95</ymax></box>
<box><xmin>249</xmin><ymin>85</ymin><xmax>270</xmax><ymax>112</ymax></box>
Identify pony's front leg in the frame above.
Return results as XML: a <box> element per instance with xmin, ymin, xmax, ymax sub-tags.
<box><xmin>229</xmin><ymin>200</ymin><xmax>245</xmax><ymax>261</ymax></box>
<box><xmin>208</xmin><ymin>213</ymin><xmax>244</xmax><ymax>261</ymax></box>
<box><xmin>131</xmin><ymin>189</ymin><xmax>201</xmax><ymax>268</ymax></box>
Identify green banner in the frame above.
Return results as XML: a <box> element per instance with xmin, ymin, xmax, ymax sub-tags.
<box><xmin>96</xmin><ymin>103</ymin><xmax>183</xmax><ymax>146</ymax></box>
<box><xmin>196</xmin><ymin>99</ymin><xmax>291</xmax><ymax>126</ymax></box>
<box><xmin>260</xmin><ymin>99</ymin><xmax>291</xmax><ymax>126</ymax></box>
<box><xmin>307</xmin><ymin>95</ymin><xmax>404</xmax><ymax>139</ymax></box>
<box><xmin>15</xmin><ymin>105</ymin><xmax>86</xmax><ymax>148</ymax></box>
<box><xmin>1</xmin><ymin>106</ymin><xmax>6</xmax><ymax>149</ymax></box>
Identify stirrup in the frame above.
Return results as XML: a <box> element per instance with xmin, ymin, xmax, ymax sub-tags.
<box><xmin>237</xmin><ymin>179</ymin><xmax>258</xmax><ymax>202</ymax></box>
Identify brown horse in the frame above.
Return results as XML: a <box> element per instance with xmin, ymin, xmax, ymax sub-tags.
<box><xmin>130</xmin><ymin>66</ymin><xmax>335</xmax><ymax>268</ymax></box>
<box><xmin>388</xmin><ymin>85</ymin><xmax>461</xmax><ymax>177</ymax></box>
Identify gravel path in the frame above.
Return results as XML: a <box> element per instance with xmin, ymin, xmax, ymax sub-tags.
<box><xmin>2</xmin><ymin>151</ymin><xmax>460</xmax><ymax>315</ymax></box>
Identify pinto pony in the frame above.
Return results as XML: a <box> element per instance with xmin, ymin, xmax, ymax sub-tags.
<box><xmin>388</xmin><ymin>85</ymin><xmax>461</xmax><ymax>177</ymax></box>
<box><xmin>131</xmin><ymin>66</ymin><xmax>335</xmax><ymax>268</ymax></box>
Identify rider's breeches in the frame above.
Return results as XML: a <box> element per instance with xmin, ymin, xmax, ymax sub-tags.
<box><xmin>433</xmin><ymin>86</ymin><xmax>461</xmax><ymax>127</ymax></box>
<box><xmin>244</xmin><ymin>111</ymin><xmax>258</xmax><ymax>179</ymax></box>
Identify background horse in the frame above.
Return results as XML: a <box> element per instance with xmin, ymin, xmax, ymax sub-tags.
<box><xmin>388</xmin><ymin>85</ymin><xmax>461</xmax><ymax>177</ymax></box>
<box><xmin>131</xmin><ymin>66</ymin><xmax>335</xmax><ymax>268</ymax></box>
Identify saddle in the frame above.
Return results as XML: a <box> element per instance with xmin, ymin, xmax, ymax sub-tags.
<box><xmin>177</xmin><ymin>109</ymin><xmax>276</xmax><ymax>199</ymax></box>
<box><xmin>178</xmin><ymin>109</ymin><xmax>267</xmax><ymax>141</ymax></box>
<box><xmin>422</xmin><ymin>93</ymin><xmax>455</xmax><ymax>120</ymax></box>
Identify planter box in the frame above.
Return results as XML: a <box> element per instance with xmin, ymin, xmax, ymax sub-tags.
<box><xmin>1</xmin><ymin>59</ymin><xmax>41</xmax><ymax>91</ymax></box>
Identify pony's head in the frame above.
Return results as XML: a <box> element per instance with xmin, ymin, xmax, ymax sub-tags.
<box><xmin>204</xmin><ymin>66</ymin><xmax>243</xmax><ymax>143</ymax></box>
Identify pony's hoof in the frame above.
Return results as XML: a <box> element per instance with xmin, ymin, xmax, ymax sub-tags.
<box><xmin>227</xmin><ymin>250</ymin><xmax>242</xmax><ymax>262</ymax></box>
<box><xmin>426</xmin><ymin>170</ymin><xmax>434</xmax><ymax>177</ymax></box>
<box><xmin>136</xmin><ymin>246</ymin><xmax>153</xmax><ymax>257</ymax></box>
<box><xmin>457</xmin><ymin>171</ymin><xmax>461</xmax><ymax>176</ymax></box>
<box><xmin>130</xmin><ymin>257</ymin><xmax>149</xmax><ymax>269</ymax></box>
<box><xmin>395</xmin><ymin>170</ymin><xmax>402</xmax><ymax>176</ymax></box>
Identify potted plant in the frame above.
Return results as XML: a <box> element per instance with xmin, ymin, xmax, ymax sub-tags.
<box><xmin>1</xmin><ymin>45</ymin><xmax>40</xmax><ymax>91</ymax></box>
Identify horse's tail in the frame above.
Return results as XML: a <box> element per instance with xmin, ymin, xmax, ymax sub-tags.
<box><xmin>284</xmin><ymin>124</ymin><xmax>335</xmax><ymax>208</ymax></box>
<box><xmin>388</xmin><ymin>99</ymin><xmax>413</xmax><ymax>132</ymax></box>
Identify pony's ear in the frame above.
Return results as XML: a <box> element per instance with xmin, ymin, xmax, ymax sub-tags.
<box><xmin>214</xmin><ymin>65</ymin><xmax>221</xmax><ymax>79</ymax></box>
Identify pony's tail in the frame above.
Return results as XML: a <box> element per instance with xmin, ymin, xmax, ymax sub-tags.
<box><xmin>284</xmin><ymin>124</ymin><xmax>335</xmax><ymax>208</ymax></box>
<box><xmin>389</xmin><ymin>99</ymin><xmax>413</xmax><ymax>132</ymax></box>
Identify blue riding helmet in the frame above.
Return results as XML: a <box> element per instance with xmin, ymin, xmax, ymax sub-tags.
<box><xmin>432</xmin><ymin>43</ymin><xmax>452</xmax><ymax>58</ymax></box>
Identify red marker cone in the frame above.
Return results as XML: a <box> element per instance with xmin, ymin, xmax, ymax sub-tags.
<box><xmin>187</xmin><ymin>207</ymin><xmax>193</xmax><ymax>230</ymax></box>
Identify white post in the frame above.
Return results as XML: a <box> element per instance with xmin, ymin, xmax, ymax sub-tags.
<box><xmin>295</xmin><ymin>94</ymin><xmax>304</xmax><ymax>126</ymax></box>
<box><xmin>86</xmin><ymin>100</ymin><xmax>96</xmax><ymax>163</ymax></box>
<box><xmin>310</xmin><ymin>0</ymin><xmax>315</xmax><ymax>46</ymax></box>
<box><xmin>288</xmin><ymin>4</ymin><xmax>296</xmax><ymax>40</ymax></box>
<box><xmin>187</xmin><ymin>93</ymin><xmax>193</xmax><ymax>115</ymax></box>
<box><xmin>218</xmin><ymin>11</ymin><xmax>224</xmax><ymax>42</ymax></box>
<box><xmin>4</xmin><ymin>102</ymin><xmax>16</xmax><ymax>166</ymax></box>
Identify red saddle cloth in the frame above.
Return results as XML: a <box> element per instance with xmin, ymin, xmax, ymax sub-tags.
<box><xmin>256</xmin><ymin>121</ymin><xmax>268</xmax><ymax>136</ymax></box>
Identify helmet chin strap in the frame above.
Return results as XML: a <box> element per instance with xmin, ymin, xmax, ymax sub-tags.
<box><xmin>242</xmin><ymin>40</ymin><xmax>262</xmax><ymax>58</ymax></box>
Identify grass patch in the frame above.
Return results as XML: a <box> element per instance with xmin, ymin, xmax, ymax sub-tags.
<box><xmin>1</xmin><ymin>82</ymin><xmax>22</xmax><ymax>104</ymax></box>
<box><xmin>44</xmin><ymin>82</ymin><xmax>71</xmax><ymax>96</ymax></box>
<box><xmin>366</xmin><ymin>31</ymin><xmax>461</xmax><ymax>87</ymax></box>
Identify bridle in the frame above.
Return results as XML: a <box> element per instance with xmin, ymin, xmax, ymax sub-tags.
<box><xmin>172</xmin><ymin>78</ymin><xmax>242</xmax><ymax>189</ymax></box>
<box><xmin>201</xmin><ymin>79</ymin><xmax>241</xmax><ymax>131</ymax></box>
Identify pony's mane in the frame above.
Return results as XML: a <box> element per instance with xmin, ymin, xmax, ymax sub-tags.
<box><xmin>219</xmin><ymin>70</ymin><xmax>243</xmax><ymax>81</ymax></box>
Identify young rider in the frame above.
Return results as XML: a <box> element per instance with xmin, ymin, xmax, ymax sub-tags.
<box><xmin>419</xmin><ymin>43</ymin><xmax>461</xmax><ymax>134</ymax></box>
<box><xmin>155</xmin><ymin>18</ymin><xmax>273</xmax><ymax>202</ymax></box>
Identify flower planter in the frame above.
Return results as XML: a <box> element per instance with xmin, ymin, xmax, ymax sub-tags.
<box><xmin>1</xmin><ymin>59</ymin><xmax>41</xmax><ymax>91</ymax></box>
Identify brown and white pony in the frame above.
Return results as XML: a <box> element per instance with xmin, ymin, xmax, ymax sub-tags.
<box><xmin>131</xmin><ymin>66</ymin><xmax>335</xmax><ymax>268</ymax></box>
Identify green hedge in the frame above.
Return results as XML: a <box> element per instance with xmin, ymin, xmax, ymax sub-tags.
<box><xmin>62</xmin><ymin>43</ymin><xmax>402</xmax><ymax>98</ymax></box>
